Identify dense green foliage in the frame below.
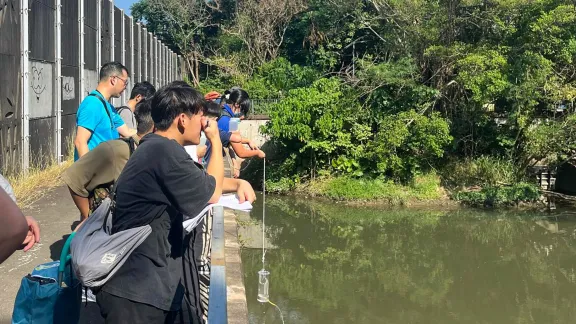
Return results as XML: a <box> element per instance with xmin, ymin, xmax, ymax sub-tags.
<box><xmin>133</xmin><ymin>0</ymin><xmax>576</xmax><ymax>193</ymax></box>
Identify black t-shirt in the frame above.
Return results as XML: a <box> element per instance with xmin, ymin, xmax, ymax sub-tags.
<box><xmin>204</xmin><ymin>129</ymin><xmax>232</xmax><ymax>164</ymax></box>
<box><xmin>101</xmin><ymin>133</ymin><xmax>216</xmax><ymax>311</ymax></box>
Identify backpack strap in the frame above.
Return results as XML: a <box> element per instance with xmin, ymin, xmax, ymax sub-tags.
<box><xmin>89</xmin><ymin>93</ymin><xmax>114</xmax><ymax>129</ymax></box>
<box><xmin>221</xmin><ymin>106</ymin><xmax>233</xmax><ymax>118</ymax></box>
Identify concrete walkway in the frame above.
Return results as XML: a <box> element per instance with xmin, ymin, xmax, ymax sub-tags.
<box><xmin>0</xmin><ymin>185</ymin><xmax>80</xmax><ymax>323</ymax></box>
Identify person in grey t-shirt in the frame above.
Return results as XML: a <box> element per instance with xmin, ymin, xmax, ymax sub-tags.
<box><xmin>116</xmin><ymin>81</ymin><xmax>156</xmax><ymax>129</ymax></box>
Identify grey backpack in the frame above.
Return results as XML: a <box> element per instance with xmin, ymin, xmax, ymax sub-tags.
<box><xmin>70</xmin><ymin>197</ymin><xmax>152</xmax><ymax>287</ymax></box>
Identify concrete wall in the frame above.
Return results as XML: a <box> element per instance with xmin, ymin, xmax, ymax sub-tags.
<box><xmin>238</xmin><ymin>119</ymin><xmax>269</xmax><ymax>148</ymax></box>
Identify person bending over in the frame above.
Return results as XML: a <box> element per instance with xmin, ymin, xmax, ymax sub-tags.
<box><xmin>63</xmin><ymin>99</ymin><xmax>154</xmax><ymax>222</ymax></box>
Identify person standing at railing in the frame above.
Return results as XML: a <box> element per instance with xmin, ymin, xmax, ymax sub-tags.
<box><xmin>96</xmin><ymin>82</ymin><xmax>255</xmax><ymax>323</ymax></box>
<box><xmin>74</xmin><ymin>62</ymin><xmax>137</xmax><ymax>161</ymax></box>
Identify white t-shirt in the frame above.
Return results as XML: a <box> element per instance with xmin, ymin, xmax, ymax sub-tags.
<box><xmin>184</xmin><ymin>145</ymin><xmax>199</xmax><ymax>163</ymax></box>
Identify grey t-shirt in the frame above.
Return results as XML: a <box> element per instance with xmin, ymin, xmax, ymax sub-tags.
<box><xmin>0</xmin><ymin>174</ymin><xmax>16</xmax><ymax>203</ymax></box>
<box><xmin>117</xmin><ymin>106</ymin><xmax>136</xmax><ymax>129</ymax></box>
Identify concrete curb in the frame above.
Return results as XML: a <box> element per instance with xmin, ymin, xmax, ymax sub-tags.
<box><xmin>224</xmin><ymin>209</ymin><xmax>249</xmax><ymax>324</ymax></box>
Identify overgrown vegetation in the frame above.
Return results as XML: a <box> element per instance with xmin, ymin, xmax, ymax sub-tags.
<box><xmin>132</xmin><ymin>0</ymin><xmax>576</xmax><ymax>205</ymax></box>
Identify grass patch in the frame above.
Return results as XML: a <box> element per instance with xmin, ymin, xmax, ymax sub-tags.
<box><xmin>298</xmin><ymin>173</ymin><xmax>445</xmax><ymax>204</ymax></box>
<box><xmin>7</xmin><ymin>158</ymin><xmax>73</xmax><ymax>209</ymax></box>
<box><xmin>453</xmin><ymin>183</ymin><xmax>540</xmax><ymax>207</ymax></box>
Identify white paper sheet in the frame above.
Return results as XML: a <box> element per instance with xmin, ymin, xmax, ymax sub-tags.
<box><xmin>182</xmin><ymin>194</ymin><xmax>253</xmax><ymax>233</ymax></box>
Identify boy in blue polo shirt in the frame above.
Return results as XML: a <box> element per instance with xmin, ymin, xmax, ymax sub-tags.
<box><xmin>74</xmin><ymin>62</ymin><xmax>136</xmax><ymax>161</ymax></box>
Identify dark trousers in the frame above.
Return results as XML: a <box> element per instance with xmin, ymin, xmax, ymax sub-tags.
<box><xmin>97</xmin><ymin>290</ymin><xmax>178</xmax><ymax>324</ymax></box>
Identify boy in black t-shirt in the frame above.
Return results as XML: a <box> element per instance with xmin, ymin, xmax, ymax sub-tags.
<box><xmin>96</xmin><ymin>82</ymin><xmax>255</xmax><ymax>323</ymax></box>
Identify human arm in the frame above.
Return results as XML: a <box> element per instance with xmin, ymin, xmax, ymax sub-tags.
<box><xmin>74</xmin><ymin>126</ymin><xmax>92</xmax><ymax>158</ymax></box>
<box><xmin>117</xmin><ymin>124</ymin><xmax>137</xmax><ymax>138</ymax></box>
<box><xmin>0</xmin><ymin>189</ymin><xmax>28</xmax><ymax>263</ymax></box>
<box><xmin>204</xmin><ymin>120</ymin><xmax>224</xmax><ymax>203</ymax></box>
<box><xmin>197</xmin><ymin>145</ymin><xmax>207</xmax><ymax>159</ymax></box>
<box><xmin>222</xmin><ymin>178</ymin><xmax>256</xmax><ymax>203</ymax></box>
<box><xmin>230</xmin><ymin>142</ymin><xmax>266</xmax><ymax>159</ymax></box>
<box><xmin>21</xmin><ymin>217</ymin><xmax>40</xmax><ymax>252</ymax></box>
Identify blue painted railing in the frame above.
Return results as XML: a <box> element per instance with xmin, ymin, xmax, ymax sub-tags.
<box><xmin>207</xmin><ymin>205</ymin><xmax>227</xmax><ymax>323</ymax></box>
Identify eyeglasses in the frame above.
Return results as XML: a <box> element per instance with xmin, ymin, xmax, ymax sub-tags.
<box><xmin>113</xmin><ymin>76</ymin><xmax>129</xmax><ymax>87</ymax></box>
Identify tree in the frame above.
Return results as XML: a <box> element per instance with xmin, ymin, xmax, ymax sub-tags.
<box><xmin>132</xmin><ymin>0</ymin><xmax>220</xmax><ymax>85</ymax></box>
<box><xmin>228</xmin><ymin>0</ymin><xmax>307</xmax><ymax>72</ymax></box>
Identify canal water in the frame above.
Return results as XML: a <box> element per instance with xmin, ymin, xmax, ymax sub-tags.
<box><xmin>240</xmin><ymin>195</ymin><xmax>576</xmax><ymax>324</ymax></box>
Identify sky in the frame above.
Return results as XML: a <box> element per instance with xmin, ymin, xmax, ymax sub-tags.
<box><xmin>114</xmin><ymin>0</ymin><xmax>138</xmax><ymax>17</ymax></box>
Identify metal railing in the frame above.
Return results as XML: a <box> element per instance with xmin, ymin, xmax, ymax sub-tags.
<box><xmin>250</xmin><ymin>99</ymin><xmax>280</xmax><ymax>116</ymax></box>
<box><xmin>207</xmin><ymin>205</ymin><xmax>227</xmax><ymax>323</ymax></box>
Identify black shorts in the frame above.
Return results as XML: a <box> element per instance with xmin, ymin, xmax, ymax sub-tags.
<box><xmin>97</xmin><ymin>290</ymin><xmax>178</xmax><ymax>324</ymax></box>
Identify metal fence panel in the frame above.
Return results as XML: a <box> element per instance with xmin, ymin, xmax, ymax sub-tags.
<box><xmin>0</xmin><ymin>0</ymin><xmax>21</xmax><ymax>173</ymax></box>
<box><xmin>84</xmin><ymin>4</ymin><xmax>97</xmax><ymax>70</ymax></box>
<box><xmin>1</xmin><ymin>0</ymin><xmax>176</xmax><ymax>173</ymax></box>
<box><xmin>147</xmin><ymin>33</ymin><xmax>153</xmax><ymax>85</ymax></box>
<box><xmin>29</xmin><ymin>0</ymin><xmax>55</xmax><ymax>62</ymax></box>
<box><xmin>61</xmin><ymin>0</ymin><xmax>79</xmax><ymax>67</ymax></box>
<box><xmin>124</xmin><ymin>14</ymin><xmax>132</xmax><ymax>78</ymax></box>
<box><xmin>100</xmin><ymin>0</ymin><xmax>111</xmax><ymax>64</ymax></box>
<box><xmin>113</xmin><ymin>7</ymin><xmax>121</xmax><ymax>62</ymax></box>
<box><xmin>133</xmin><ymin>23</ymin><xmax>140</xmax><ymax>82</ymax></box>
<box><xmin>84</xmin><ymin>0</ymin><xmax>97</xmax><ymax>28</ymax></box>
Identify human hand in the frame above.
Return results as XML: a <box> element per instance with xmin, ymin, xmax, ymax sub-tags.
<box><xmin>233</xmin><ymin>167</ymin><xmax>240</xmax><ymax>178</ymax></box>
<box><xmin>248</xmin><ymin>141</ymin><xmax>259</xmax><ymax>150</ymax></box>
<box><xmin>236</xmin><ymin>180</ymin><xmax>256</xmax><ymax>203</ymax></box>
<box><xmin>22</xmin><ymin>216</ymin><xmax>40</xmax><ymax>252</ymax></box>
<box><xmin>202</xmin><ymin>118</ymin><xmax>220</xmax><ymax>142</ymax></box>
<box><xmin>257</xmin><ymin>150</ymin><xmax>266</xmax><ymax>159</ymax></box>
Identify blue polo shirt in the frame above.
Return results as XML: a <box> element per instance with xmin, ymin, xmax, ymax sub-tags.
<box><xmin>217</xmin><ymin>104</ymin><xmax>235</xmax><ymax>132</ymax></box>
<box><xmin>74</xmin><ymin>91</ymin><xmax>125</xmax><ymax>160</ymax></box>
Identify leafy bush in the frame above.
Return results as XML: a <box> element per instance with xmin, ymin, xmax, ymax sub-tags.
<box><xmin>454</xmin><ymin>183</ymin><xmax>540</xmax><ymax>207</ymax></box>
<box><xmin>442</xmin><ymin>156</ymin><xmax>519</xmax><ymax>188</ymax></box>
<box><xmin>306</xmin><ymin>174</ymin><xmax>443</xmax><ymax>203</ymax></box>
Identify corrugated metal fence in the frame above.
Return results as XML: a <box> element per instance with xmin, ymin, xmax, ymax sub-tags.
<box><xmin>0</xmin><ymin>0</ymin><xmax>183</xmax><ymax>173</ymax></box>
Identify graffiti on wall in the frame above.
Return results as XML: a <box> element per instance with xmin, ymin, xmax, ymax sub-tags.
<box><xmin>29</xmin><ymin>61</ymin><xmax>54</xmax><ymax>118</ymax></box>
<box><xmin>62</xmin><ymin>76</ymin><xmax>75</xmax><ymax>101</ymax></box>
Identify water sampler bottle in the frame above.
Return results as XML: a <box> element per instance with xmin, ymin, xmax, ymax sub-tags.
<box><xmin>229</xmin><ymin>117</ymin><xmax>241</xmax><ymax>132</ymax></box>
<box><xmin>257</xmin><ymin>269</ymin><xmax>270</xmax><ymax>303</ymax></box>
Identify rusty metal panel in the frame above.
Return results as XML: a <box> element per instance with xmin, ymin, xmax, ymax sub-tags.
<box><xmin>100</xmin><ymin>0</ymin><xmax>111</xmax><ymax>63</ymax></box>
<box><xmin>29</xmin><ymin>0</ymin><xmax>55</xmax><ymax>62</ymax></box>
<box><xmin>61</xmin><ymin>0</ymin><xmax>79</xmax><ymax>67</ymax></box>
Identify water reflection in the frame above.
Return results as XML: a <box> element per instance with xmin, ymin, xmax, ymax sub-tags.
<box><xmin>241</xmin><ymin>195</ymin><xmax>576</xmax><ymax>324</ymax></box>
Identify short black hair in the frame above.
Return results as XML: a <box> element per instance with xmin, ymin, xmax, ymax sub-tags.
<box><xmin>151</xmin><ymin>82</ymin><xmax>206</xmax><ymax>131</ymax></box>
<box><xmin>99</xmin><ymin>62</ymin><xmax>129</xmax><ymax>81</ymax></box>
<box><xmin>223</xmin><ymin>87</ymin><xmax>251</xmax><ymax>117</ymax></box>
<box><xmin>134</xmin><ymin>99</ymin><xmax>153</xmax><ymax>135</ymax></box>
<box><xmin>205</xmin><ymin>101</ymin><xmax>221</xmax><ymax>118</ymax></box>
<box><xmin>129</xmin><ymin>81</ymin><xmax>156</xmax><ymax>100</ymax></box>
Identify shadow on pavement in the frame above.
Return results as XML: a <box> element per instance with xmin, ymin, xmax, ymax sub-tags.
<box><xmin>49</xmin><ymin>234</ymin><xmax>70</xmax><ymax>261</ymax></box>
